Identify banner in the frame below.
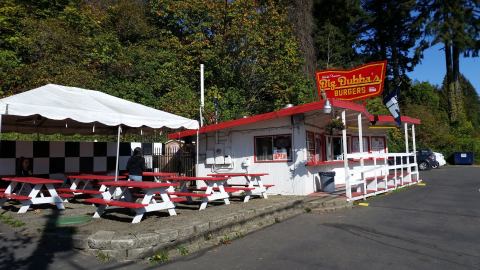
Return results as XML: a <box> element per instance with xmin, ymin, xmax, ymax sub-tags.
<box><xmin>315</xmin><ymin>61</ymin><xmax>387</xmax><ymax>101</ymax></box>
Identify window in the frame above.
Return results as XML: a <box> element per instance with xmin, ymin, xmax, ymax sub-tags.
<box><xmin>351</xmin><ymin>136</ymin><xmax>370</xmax><ymax>153</ymax></box>
<box><xmin>370</xmin><ymin>136</ymin><xmax>386</xmax><ymax>153</ymax></box>
<box><xmin>306</xmin><ymin>131</ymin><xmax>323</xmax><ymax>162</ymax></box>
<box><xmin>255</xmin><ymin>135</ymin><xmax>292</xmax><ymax>162</ymax></box>
<box><xmin>326</xmin><ymin>136</ymin><xmax>350</xmax><ymax>160</ymax></box>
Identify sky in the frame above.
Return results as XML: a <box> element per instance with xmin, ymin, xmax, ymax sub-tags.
<box><xmin>408</xmin><ymin>44</ymin><xmax>480</xmax><ymax>93</ymax></box>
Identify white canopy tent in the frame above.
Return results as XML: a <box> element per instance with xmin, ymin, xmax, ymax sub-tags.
<box><xmin>0</xmin><ymin>84</ymin><xmax>199</xmax><ymax>179</ymax></box>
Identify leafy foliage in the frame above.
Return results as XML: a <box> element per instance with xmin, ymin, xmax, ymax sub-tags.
<box><xmin>0</xmin><ymin>0</ymin><xmax>313</xmax><ymax>123</ymax></box>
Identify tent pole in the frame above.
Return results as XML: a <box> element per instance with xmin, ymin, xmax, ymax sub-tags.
<box><xmin>196</xmin><ymin>129</ymin><xmax>200</xmax><ymax>177</ymax></box>
<box><xmin>0</xmin><ymin>114</ymin><xmax>2</xmax><ymax>143</ymax></box>
<box><xmin>115</xmin><ymin>125</ymin><xmax>121</xmax><ymax>181</ymax></box>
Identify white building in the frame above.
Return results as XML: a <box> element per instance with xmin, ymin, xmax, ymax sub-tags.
<box><xmin>169</xmin><ymin>99</ymin><xmax>421</xmax><ymax>200</ymax></box>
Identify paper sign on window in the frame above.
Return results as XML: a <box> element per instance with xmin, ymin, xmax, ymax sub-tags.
<box><xmin>273</xmin><ymin>149</ymin><xmax>288</xmax><ymax>160</ymax></box>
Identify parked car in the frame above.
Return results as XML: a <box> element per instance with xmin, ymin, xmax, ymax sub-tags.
<box><xmin>433</xmin><ymin>152</ymin><xmax>446</xmax><ymax>167</ymax></box>
<box><xmin>417</xmin><ymin>149</ymin><xmax>437</xmax><ymax>170</ymax></box>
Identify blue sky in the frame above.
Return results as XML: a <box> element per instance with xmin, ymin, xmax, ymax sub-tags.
<box><xmin>408</xmin><ymin>44</ymin><xmax>480</xmax><ymax>93</ymax></box>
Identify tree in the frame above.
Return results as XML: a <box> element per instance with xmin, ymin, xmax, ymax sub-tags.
<box><xmin>358</xmin><ymin>0</ymin><xmax>427</xmax><ymax>95</ymax></box>
<box><xmin>312</xmin><ymin>0</ymin><xmax>364</xmax><ymax>70</ymax></box>
<box><xmin>419</xmin><ymin>0</ymin><xmax>480</xmax><ymax>123</ymax></box>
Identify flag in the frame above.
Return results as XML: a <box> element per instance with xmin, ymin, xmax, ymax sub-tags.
<box><xmin>383</xmin><ymin>87</ymin><xmax>401</xmax><ymax>126</ymax></box>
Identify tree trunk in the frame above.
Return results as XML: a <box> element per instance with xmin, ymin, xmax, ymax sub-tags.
<box><xmin>445</xmin><ymin>42</ymin><xmax>458</xmax><ymax>122</ymax></box>
<box><xmin>452</xmin><ymin>43</ymin><xmax>465</xmax><ymax>122</ymax></box>
<box><xmin>287</xmin><ymin>0</ymin><xmax>316</xmax><ymax>78</ymax></box>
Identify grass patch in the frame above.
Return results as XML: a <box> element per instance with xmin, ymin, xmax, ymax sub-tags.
<box><xmin>0</xmin><ymin>212</ymin><xmax>26</xmax><ymax>228</ymax></box>
<box><xmin>95</xmin><ymin>251</ymin><xmax>110</xmax><ymax>262</ymax></box>
<box><xmin>219</xmin><ymin>235</ymin><xmax>232</xmax><ymax>245</ymax></box>
<box><xmin>177</xmin><ymin>246</ymin><xmax>189</xmax><ymax>256</ymax></box>
<box><xmin>149</xmin><ymin>250</ymin><xmax>169</xmax><ymax>264</ymax></box>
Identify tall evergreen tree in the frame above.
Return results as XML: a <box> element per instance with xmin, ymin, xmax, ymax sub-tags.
<box><xmin>358</xmin><ymin>0</ymin><xmax>427</xmax><ymax>95</ymax></box>
<box><xmin>312</xmin><ymin>0</ymin><xmax>364</xmax><ymax>70</ymax></box>
<box><xmin>419</xmin><ymin>0</ymin><xmax>480</xmax><ymax>123</ymax></box>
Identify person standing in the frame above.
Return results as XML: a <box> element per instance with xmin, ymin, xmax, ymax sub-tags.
<box><xmin>126</xmin><ymin>147</ymin><xmax>146</xmax><ymax>181</ymax></box>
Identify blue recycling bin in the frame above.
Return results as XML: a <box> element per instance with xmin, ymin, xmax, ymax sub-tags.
<box><xmin>453</xmin><ymin>152</ymin><xmax>474</xmax><ymax>165</ymax></box>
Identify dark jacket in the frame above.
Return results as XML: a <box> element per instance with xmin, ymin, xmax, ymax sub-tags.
<box><xmin>126</xmin><ymin>156</ymin><xmax>146</xmax><ymax>176</ymax></box>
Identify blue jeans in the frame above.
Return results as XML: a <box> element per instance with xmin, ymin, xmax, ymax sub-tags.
<box><xmin>129</xmin><ymin>175</ymin><xmax>142</xmax><ymax>182</ymax></box>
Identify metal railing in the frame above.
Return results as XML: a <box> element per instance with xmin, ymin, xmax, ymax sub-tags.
<box><xmin>145</xmin><ymin>147</ymin><xmax>195</xmax><ymax>177</ymax></box>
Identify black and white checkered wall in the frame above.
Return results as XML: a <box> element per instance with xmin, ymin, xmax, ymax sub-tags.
<box><xmin>0</xmin><ymin>141</ymin><xmax>132</xmax><ymax>180</ymax></box>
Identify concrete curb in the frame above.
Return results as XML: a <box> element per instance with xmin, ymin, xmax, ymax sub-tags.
<box><xmin>69</xmin><ymin>196</ymin><xmax>350</xmax><ymax>262</ymax></box>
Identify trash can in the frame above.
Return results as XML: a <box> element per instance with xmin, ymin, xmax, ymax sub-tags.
<box><xmin>319</xmin><ymin>172</ymin><xmax>336</xmax><ymax>193</ymax></box>
<box><xmin>453</xmin><ymin>152</ymin><xmax>474</xmax><ymax>165</ymax></box>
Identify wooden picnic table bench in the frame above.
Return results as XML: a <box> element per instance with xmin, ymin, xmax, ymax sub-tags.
<box><xmin>207</xmin><ymin>173</ymin><xmax>272</xmax><ymax>202</ymax></box>
<box><xmin>85</xmin><ymin>180</ymin><xmax>179</xmax><ymax>223</ymax></box>
<box><xmin>160</xmin><ymin>176</ymin><xmax>231</xmax><ymax>210</ymax></box>
<box><xmin>0</xmin><ymin>177</ymin><xmax>65</xmax><ymax>213</ymax></box>
<box><xmin>62</xmin><ymin>174</ymin><xmax>127</xmax><ymax>199</ymax></box>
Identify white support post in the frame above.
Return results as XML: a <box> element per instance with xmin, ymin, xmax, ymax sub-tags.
<box><xmin>342</xmin><ymin>110</ymin><xmax>351</xmax><ymax>199</ymax></box>
<box><xmin>200</xmin><ymin>64</ymin><xmax>205</xmax><ymax>127</ymax></box>
<box><xmin>358</xmin><ymin>113</ymin><xmax>364</xmax><ymax>167</ymax></box>
<box><xmin>196</xmin><ymin>129</ymin><xmax>200</xmax><ymax>177</ymax></box>
<box><xmin>412</xmin><ymin>124</ymin><xmax>419</xmax><ymax>181</ymax></box>
<box><xmin>404</xmin><ymin>122</ymin><xmax>409</xmax><ymax>153</ymax></box>
<box><xmin>114</xmin><ymin>125</ymin><xmax>121</xmax><ymax>181</ymax></box>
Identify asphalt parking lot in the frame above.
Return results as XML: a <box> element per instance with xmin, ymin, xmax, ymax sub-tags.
<box><xmin>161</xmin><ymin>166</ymin><xmax>480</xmax><ymax>270</ymax></box>
<box><xmin>2</xmin><ymin>166</ymin><xmax>480</xmax><ymax>270</ymax></box>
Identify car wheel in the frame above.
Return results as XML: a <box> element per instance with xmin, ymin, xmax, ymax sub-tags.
<box><xmin>431</xmin><ymin>161</ymin><xmax>439</xmax><ymax>169</ymax></box>
<box><xmin>419</xmin><ymin>161</ymin><xmax>429</xmax><ymax>170</ymax></box>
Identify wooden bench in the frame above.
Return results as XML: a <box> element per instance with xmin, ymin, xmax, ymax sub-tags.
<box><xmin>167</xmin><ymin>192</ymin><xmax>210</xmax><ymax>198</ymax></box>
<box><xmin>131</xmin><ymin>193</ymin><xmax>188</xmax><ymax>203</ymax></box>
<box><xmin>58</xmin><ymin>193</ymin><xmax>75</xmax><ymax>199</ymax></box>
<box><xmin>56</xmin><ymin>188</ymin><xmax>103</xmax><ymax>195</ymax></box>
<box><xmin>228</xmin><ymin>184</ymin><xmax>275</xmax><ymax>188</ymax></box>
<box><xmin>84</xmin><ymin>198</ymin><xmax>147</xmax><ymax>209</ymax></box>
<box><xmin>197</xmin><ymin>187</ymin><xmax>255</xmax><ymax>193</ymax></box>
<box><xmin>365</xmin><ymin>176</ymin><xmax>386</xmax><ymax>182</ymax></box>
<box><xmin>0</xmin><ymin>193</ymin><xmax>31</xmax><ymax>200</ymax></box>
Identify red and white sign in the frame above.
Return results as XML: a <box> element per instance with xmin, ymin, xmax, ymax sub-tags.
<box><xmin>273</xmin><ymin>149</ymin><xmax>288</xmax><ymax>160</ymax></box>
<box><xmin>315</xmin><ymin>61</ymin><xmax>387</xmax><ymax>101</ymax></box>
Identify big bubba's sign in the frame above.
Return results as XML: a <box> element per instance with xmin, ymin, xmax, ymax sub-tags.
<box><xmin>315</xmin><ymin>61</ymin><xmax>387</xmax><ymax>101</ymax></box>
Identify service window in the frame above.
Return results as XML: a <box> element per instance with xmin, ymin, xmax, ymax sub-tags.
<box><xmin>370</xmin><ymin>136</ymin><xmax>386</xmax><ymax>153</ymax></box>
<box><xmin>351</xmin><ymin>136</ymin><xmax>370</xmax><ymax>153</ymax></box>
<box><xmin>255</xmin><ymin>135</ymin><xmax>292</xmax><ymax>162</ymax></box>
<box><xmin>306</xmin><ymin>131</ymin><xmax>323</xmax><ymax>162</ymax></box>
<box><xmin>326</xmin><ymin>136</ymin><xmax>350</xmax><ymax>160</ymax></box>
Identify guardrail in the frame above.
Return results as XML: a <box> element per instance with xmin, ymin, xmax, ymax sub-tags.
<box><xmin>344</xmin><ymin>152</ymin><xmax>420</xmax><ymax>201</ymax></box>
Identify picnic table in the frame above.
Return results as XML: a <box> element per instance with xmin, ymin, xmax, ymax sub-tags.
<box><xmin>142</xmin><ymin>172</ymin><xmax>178</xmax><ymax>182</ymax></box>
<box><xmin>0</xmin><ymin>177</ymin><xmax>65</xmax><ymax>213</ymax></box>
<box><xmin>57</xmin><ymin>174</ymin><xmax>127</xmax><ymax>198</ymax></box>
<box><xmin>161</xmin><ymin>176</ymin><xmax>231</xmax><ymax>210</ymax></box>
<box><xmin>84</xmin><ymin>180</ymin><xmax>179</xmax><ymax>223</ymax></box>
<box><xmin>208</xmin><ymin>173</ymin><xmax>272</xmax><ymax>202</ymax></box>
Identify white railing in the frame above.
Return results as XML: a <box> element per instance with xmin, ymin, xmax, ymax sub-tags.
<box><xmin>344</xmin><ymin>152</ymin><xmax>421</xmax><ymax>201</ymax></box>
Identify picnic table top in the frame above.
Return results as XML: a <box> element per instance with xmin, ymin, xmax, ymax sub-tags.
<box><xmin>142</xmin><ymin>172</ymin><xmax>178</xmax><ymax>177</ymax></box>
<box><xmin>67</xmin><ymin>174</ymin><xmax>127</xmax><ymax>181</ymax></box>
<box><xmin>101</xmin><ymin>180</ymin><xmax>179</xmax><ymax>189</ymax></box>
<box><xmin>208</xmin><ymin>173</ymin><xmax>269</xmax><ymax>177</ymax></box>
<box><xmin>161</xmin><ymin>176</ymin><xmax>230</xmax><ymax>181</ymax></box>
<box><xmin>1</xmin><ymin>177</ymin><xmax>64</xmax><ymax>184</ymax></box>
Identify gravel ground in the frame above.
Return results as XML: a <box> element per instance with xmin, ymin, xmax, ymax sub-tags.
<box><xmin>2</xmin><ymin>195</ymin><xmax>304</xmax><ymax>236</ymax></box>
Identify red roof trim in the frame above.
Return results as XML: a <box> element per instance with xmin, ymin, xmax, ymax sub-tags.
<box><xmin>368</xmin><ymin>115</ymin><xmax>421</xmax><ymax>125</ymax></box>
<box><xmin>168</xmin><ymin>100</ymin><xmax>421</xmax><ymax>139</ymax></box>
